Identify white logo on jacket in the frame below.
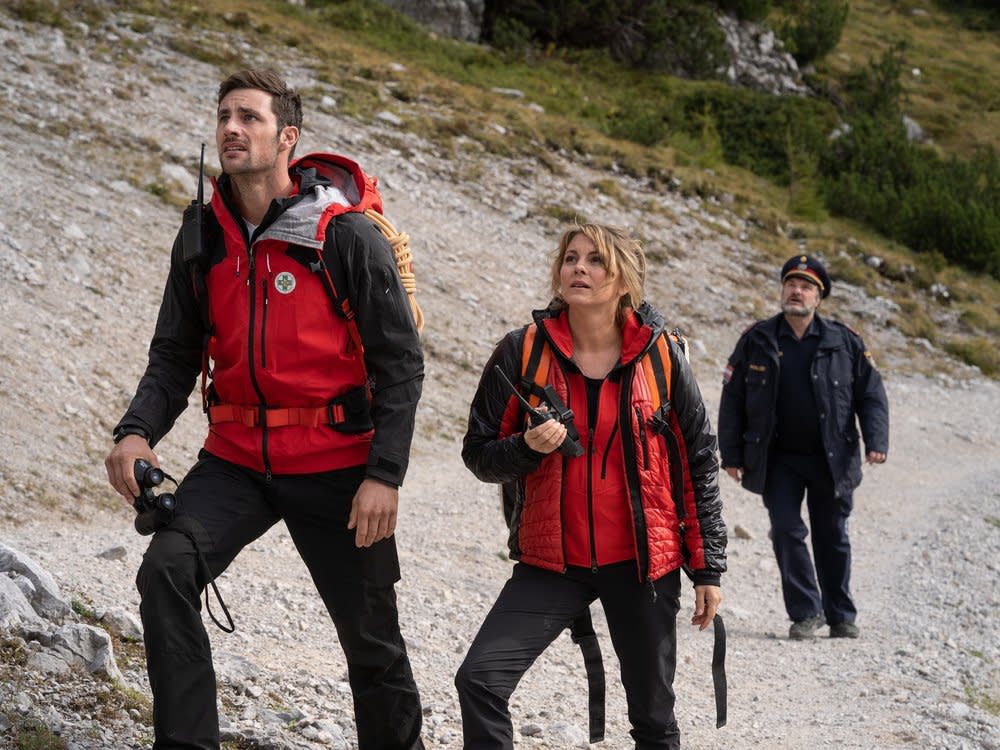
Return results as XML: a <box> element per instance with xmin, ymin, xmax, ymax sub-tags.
<box><xmin>274</xmin><ymin>271</ymin><xmax>296</xmax><ymax>294</ymax></box>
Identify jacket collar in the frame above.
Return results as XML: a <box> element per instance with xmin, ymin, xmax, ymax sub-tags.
<box><xmin>532</xmin><ymin>300</ymin><xmax>666</xmax><ymax>369</ymax></box>
<box><xmin>211</xmin><ymin>163</ymin><xmax>348</xmax><ymax>249</ymax></box>
<box><xmin>757</xmin><ymin>312</ymin><xmax>843</xmax><ymax>350</ymax></box>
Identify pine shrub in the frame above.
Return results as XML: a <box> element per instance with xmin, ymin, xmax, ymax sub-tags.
<box><xmin>778</xmin><ymin>0</ymin><xmax>850</xmax><ymax>65</ymax></box>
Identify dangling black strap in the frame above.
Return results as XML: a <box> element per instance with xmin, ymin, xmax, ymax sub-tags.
<box><xmin>569</xmin><ymin>610</ymin><xmax>606</xmax><ymax>743</ymax></box>
<box><xmin>198</xmin><ymin>545</ymin><xmax>235</xmax><ymax>634</ymax></box>
<box><xmin>163</xmin><ymin>517</ymin><xmax>236</xmax><ymax>634</ymax></box>
<box><xmin>712</xmin><ymin>613</ymin><xmax>727</xmax><ymax>728</ymax></box>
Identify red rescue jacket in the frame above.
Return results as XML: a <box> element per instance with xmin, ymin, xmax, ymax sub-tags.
<box><xmin>115</xmin><ymin>154</ymin><xmax>423</xmax><ymax>485</ymax></box>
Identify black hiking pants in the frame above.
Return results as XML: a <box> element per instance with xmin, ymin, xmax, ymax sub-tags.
<box><xmin>455</xmin><ymin>562</ymin><xmax>682</xmax><ymax>750</ymax></box>
<box><xmin>136</xmin><ymin>453</ymin><xmax>424</xmax><ymax>750</ymax></box>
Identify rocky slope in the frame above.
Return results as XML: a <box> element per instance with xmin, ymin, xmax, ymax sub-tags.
<box><xmin>1</xmin><ymin>6</ymin><xmax>999</xmax><ymax>750</ymax></box>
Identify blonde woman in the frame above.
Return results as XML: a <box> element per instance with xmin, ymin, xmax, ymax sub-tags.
<box><xmin>457</xmin><ymin>224</ymin><xmax>727</xmax><ymax>749</ymax></box>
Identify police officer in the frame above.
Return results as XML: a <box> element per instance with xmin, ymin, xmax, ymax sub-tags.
<box><xmin>717</xmin><ymin>255</ymin><xmax>888</xmax><ymax>640</ymax></box>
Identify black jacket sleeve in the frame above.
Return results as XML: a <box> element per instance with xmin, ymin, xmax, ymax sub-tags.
<box><xmin>334</xmin><ymin>213</ymin><xmax>424</xmax><ymax>487</ymax></box>
<box><xmin>669</xmin><ymin>338</ymin><xmax>727</xmax><ymax>584</ymax></box>
<box><xmin>461</xmin><ymin>329</ymin><xmax>546</xmax><ymax>484</ymax></box>
<box><xmin>113</xmin><ymin>229</ymin><xmax>204</xmax><ymax>447</ymax></box>
<box><xmin>849</xmin><ymin>332</ymin><xmax>889</xmax><ymax>455</ymax></box>
<box><xmin>717</xmin><ymin>333</ymin><xmax>749</xmax><ymax>469</ymax></box>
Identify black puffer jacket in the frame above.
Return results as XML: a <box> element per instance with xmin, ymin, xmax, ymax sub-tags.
<box><xmin>717</xmin><ymin>313</ymin><xmax>889</xmax><ymax>498</ymax></box>
<box><xmin>463</xmin><ymin>301</ymin><xmax>727</xmax><ymax>585</ymax></box>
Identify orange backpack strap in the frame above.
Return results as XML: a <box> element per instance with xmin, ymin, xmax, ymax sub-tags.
<box><xmin>643</xmin><ymin>332</ymin><xmax>685</xmax><ymax>522</ymax></box>
<box><xmin>519</xmin><ymin>323</ymin><xmax>552</xmax><ymax>413</ymax></box>
<box><xmin>640</xmin><ymin>332</ymin><xmax>673</xmax><ymax>411</ymax></box>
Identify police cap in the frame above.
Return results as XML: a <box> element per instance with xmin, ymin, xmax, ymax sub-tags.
<box><xmin>781</xmin><ymin>254</ymin><xmax>831</xmax><ymax>298</ymax></box>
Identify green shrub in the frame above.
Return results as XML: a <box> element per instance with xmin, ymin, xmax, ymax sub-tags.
<box><xmin>482</xmin><ymin>0</ymin><xmax>727</xmax><ymax>77</ymax></box>
<box><xmin>820</xmin><ymin>47</ymin><xmax>1000</xmax><ymax>279</ymax></box>
<box><xmin>778</xmin><ymin>0</ymin><xmax>850</xmax><ymax>65</ymax></box>
<box><xmin>636</xmin><ymin>1</ymin><xmax>727</xmax><ymax>78</ymax></box>
<box><xmin>935</xmin><ymin>0</ymin><xmax>1000</xmax><ymax>31</ymax></box>
<box><xmin>695</xmin><ymin>103</ymin><xmax>726</xmax><ymax>169</ymax></box>
<box><xmin>490</xmin><ymin>16</ymin><xmax>535</xmax><ymax>57</ymax></box>
<box><xmin>786</xmin><ymin>129</ymin><xmax>826</xmax><ymax>221</ymax></box>
<box><xmin>606</xmin><ymin>97</ymin><xmax>670</xmax><ymax>146</ymax></box>
<box><xmin>718</xmin><ymin>0</ymin><xmax>772</xmax><ymax>21</ymax></box>
<box><xmin>676</xmin><ymin>84</ymin><xmax>835</xmax><ymax>180</ymax></box>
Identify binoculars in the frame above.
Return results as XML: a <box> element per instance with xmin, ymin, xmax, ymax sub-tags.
<box><xmin>133</xmin><ymin>458</ymin><xmax>176</xmax><ymax>535</ymax></box>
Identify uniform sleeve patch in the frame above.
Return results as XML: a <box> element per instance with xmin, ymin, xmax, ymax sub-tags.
<box><xmin>865</xmin><ymin>350</ymin><xmax>878</xmax><ymax>370</ymax></box>
<box><xmin>723</xmin><ymin>364</ymin><xmax>734</xmax><ymax>384</ymax></box>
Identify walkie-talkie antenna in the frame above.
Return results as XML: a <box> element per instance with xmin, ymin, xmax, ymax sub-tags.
<box><xmin>196</xmin><ymin>142</ymin><xmax>204</xmax><ymax>205</ymax></box>
<box><xmin>493</xmin><ymin>365</ymin><xmax>547</xmax><ymax>424</ymax></box>
<box><xmin>182</xmin><ymin>143</ymin><xmax>206</xmax><ymax>264</ymax></box>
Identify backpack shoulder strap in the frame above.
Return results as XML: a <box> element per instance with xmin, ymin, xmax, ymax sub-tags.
<box><xmin>519</xmin><ymin>322</ymin><xmax>552</xmax><ymax>411</ymax></box>
<box><xmin>309</xmin><ymin>225</ymin><xmax>369</xmax><ymax>385</ymax></box>
<box><xmin>640</xmin><ymin>331</ymin><xmax>673</xmax><ymax>412</ymax></box>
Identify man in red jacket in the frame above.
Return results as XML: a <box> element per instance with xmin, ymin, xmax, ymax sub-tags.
<box><xmin>105</xmin><ymin>68</ymin><xmax>425</xmax><ymax>749</ymax></box>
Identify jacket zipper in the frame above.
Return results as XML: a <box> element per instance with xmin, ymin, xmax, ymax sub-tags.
<box><xmin>260</xmin><ymin>279</ymin><xmax>269</xmax><ymax>369</ymax></box>
<box><xmin>587</xmin><ymin>427</ymin><xmax>598</xmax><ymax>572</ymax></box>
<box><xmin>245</xmin><ymin>247</ymin><xmax>272</xmax><ymax>481</ymax></box>
<box><xmin>635</xmin><ymin>405</ymin><xmax>649</xmax><ymax>469</ymax></box>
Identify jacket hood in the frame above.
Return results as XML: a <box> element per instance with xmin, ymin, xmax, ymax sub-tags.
<box><xmin>532</xmin><ymin>299</ymin><xmax>667</xmax><ymax>368</ymax></box>
<box><xmin>210</xmin><ymin>152</ymin><xmax>382</xmax><ymax>250</ymax></box>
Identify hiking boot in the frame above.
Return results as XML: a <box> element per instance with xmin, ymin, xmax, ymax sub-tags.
<box><xmin>789</xmin><ymin>613</ymin><xmax>825</xmax><ymax>640</ymax></box>
<box><xmin>829</xmin><ymin>622</ymin><xmax>860</xmax><ymax>639</ymax></box>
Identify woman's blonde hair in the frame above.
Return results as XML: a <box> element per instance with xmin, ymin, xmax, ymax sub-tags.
<box><xmin>549</xmin><ymin>223</ymin><xmax>646</xmax><ymax>313</ymax></box>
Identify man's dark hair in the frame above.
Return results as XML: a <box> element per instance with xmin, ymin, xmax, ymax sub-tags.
<box><xmin>217</xmin><ymin>69</ymin><xmax>303</xmax><ymax>155</ymax></box>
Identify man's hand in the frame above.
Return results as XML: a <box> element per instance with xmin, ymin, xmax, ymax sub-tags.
<box><xmin>865</xmin><ymin>451</ymin><xmax>886</xmax><ymax>464</ymax></box>
<box><xmin>691</xmin><ymin>584</ymin><xmax>722</xmax><ymax>631</ymax></box>
<box><xmin>348</xmin><ymin>478</ymin><xmax>399</xmax><ymax>548</ymax></box>
<box><xmin>724</xmin><ymin>466</ymin><xmax>743</xmax><ymax>482</ymax></box>
<box><xmin>105</xmin><ymin>435</ymin><xmax>157</xmax><ymax>505</ymax></box>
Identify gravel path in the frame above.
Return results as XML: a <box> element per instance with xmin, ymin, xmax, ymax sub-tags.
<box><xmin>1</xmin><ymin>8</ymin><xmax>999</xmax><ymax>750</ymax></box>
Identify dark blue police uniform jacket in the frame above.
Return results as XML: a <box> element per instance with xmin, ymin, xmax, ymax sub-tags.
<box><xmin>718</xmin><ymin>313</ymin><xmax>889</xmax><ymax>498</ymax></box>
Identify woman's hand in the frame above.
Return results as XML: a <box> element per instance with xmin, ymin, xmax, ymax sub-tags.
<box><xmin>524</xmin><ymin>418</ymin><xmax>568</xmax><ymax>454</ymax></box>
<box><xmin>691</xmin><ymin>584</ymin><xmax>722</xmax><ymax>631</ymax></box>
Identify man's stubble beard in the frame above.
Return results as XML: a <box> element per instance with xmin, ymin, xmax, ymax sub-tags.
<box><xmin>782</xmin><ymin>302</ymin><xmax>811</xmax><ymax>317</ymax></box>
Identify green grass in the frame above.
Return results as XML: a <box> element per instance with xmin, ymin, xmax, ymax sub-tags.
<box><xmin>965</xmin><ymin>685</ymin><xmax>1000</xmax><ymax>716</ymax></box>
<box><xmin>818</xmin><ymin>0</ymin><xmax>1000</xmax><ymax>158</ymax></box>
<box><xmin>12</xmin><ymin>720</ymin><xmax>66</xmax><ymax>750</ymax></box>
<box><xmin>71</xmin><ymin>599</ymin><xmax>98</xmax><ymax>620</ymax></box>
<box><xmin>943</xmin><ymin>336</ymin><xmax>1000</xmax><ymax>375</ymax></box>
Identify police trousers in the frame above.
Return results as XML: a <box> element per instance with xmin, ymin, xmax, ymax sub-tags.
<box><xmin>455</xmin><ymin>562</ymin><xmax>682</xmax><ymax>750</ymax></box>
<box><xmin>763</xmin><ymin>452</ymin><xmax>857</xmax><ymax>625</ymax></box>
<box><xmin>136</xmin><ymin>453</ymin><xmax>424</xmax><ymax>750</ymax></box>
